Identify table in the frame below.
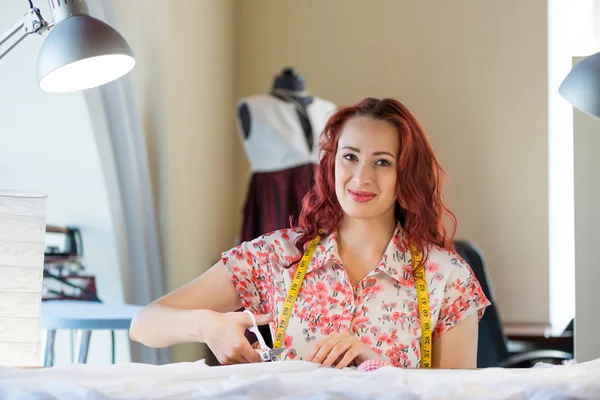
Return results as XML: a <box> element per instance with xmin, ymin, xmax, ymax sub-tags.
<box><xmin>504</xmin><ymin>323</ymin><xmax>573</xmax><ymax>354</ymax></box>
<box><xmin>41</xmin><ymin>300</ymin><xmax>143</xmax><ymax>366</ymax></box>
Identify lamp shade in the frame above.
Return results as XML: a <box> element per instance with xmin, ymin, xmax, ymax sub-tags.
<box><xmin>559</xmin><ymin>52</ymin><xmax>600</xmax><ymax>118</ymax></box>
<box><xmin>37</xmin><ymin>15</ymin><xmax>135</xmax><ymax>93</ymax></box>
<box><xmin>0</xmin><ymin>190</ymin><xmax>47</xmax><ymax>367</ymax></box>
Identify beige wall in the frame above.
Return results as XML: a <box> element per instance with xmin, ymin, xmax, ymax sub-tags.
<box><xmin>236</xmin><ymin>0</ymin><xmax>550</xmax><ymax>324</ymax></box>
<box><xmin>113</xmin><ymin>0</ymin><xmax>238</xmax><ymax>362</ymax></box>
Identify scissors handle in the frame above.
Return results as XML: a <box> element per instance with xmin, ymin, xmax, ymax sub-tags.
<box><xmin>243</xmin><ymin>310</ymin><xmax>269</xmax><ymax>352</ymax></box>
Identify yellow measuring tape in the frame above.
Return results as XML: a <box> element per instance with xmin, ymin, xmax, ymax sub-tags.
<box><xmin>273</xmin><ymin>235</ymin><xmax>432</xmax><ymax>368</ymax></box>
<box><xmin>273</xmin><ymin>234</ymin><xmax>321</xmax><ymax>349</ymax></box>
<box><xmin>411</xmin><ymin>244</ymin><xmax>432</xmax><ymax>368</ymax></box>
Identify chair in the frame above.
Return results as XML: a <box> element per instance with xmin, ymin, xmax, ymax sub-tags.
<box><xmin>453</xmin><ymin>240</ymin><xmax>573</xmax><ymax>368</ymax></box>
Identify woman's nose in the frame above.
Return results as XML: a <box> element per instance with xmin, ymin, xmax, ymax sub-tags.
<box><xmin>353</xmin><ymin>162</ymin><xmax>374</xmax><ymax>185</ymax></box>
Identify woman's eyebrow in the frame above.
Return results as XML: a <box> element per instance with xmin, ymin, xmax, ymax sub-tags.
<box><xmin>340</xmin><ymin>146</ymin><xmax>360</xmax><ymax>152</ymax></box>
<box><xmin>373</xmin><ymin>151</ymin><xmax>395</xmax><ymax>157</ymax></box>
<box><xmin>340</xmin><ymin>146</ymin><xmax>395</xmax><ymax>158</ymax></box>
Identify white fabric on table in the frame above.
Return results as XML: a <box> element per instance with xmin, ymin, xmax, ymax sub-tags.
<box><xmin>0</xmin><ymin>358</ymin><xmax>599</xmax><ymax>399</ymax></box>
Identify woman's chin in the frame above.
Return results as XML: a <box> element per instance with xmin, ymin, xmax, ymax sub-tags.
<box><xmin>341</xmin><ymin>208</ymin><xmax>380</xmax><ymax>220</ymax></box>
<box><xmin>340</xmin><ymin>204</ymin><xmax>396</xmax><ymax>222</ymax></box>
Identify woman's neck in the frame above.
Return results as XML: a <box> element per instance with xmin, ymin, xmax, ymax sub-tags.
<box><xmin>336</xmin><ymin>215</ymin><xmax>397</xmax><ymax>259</ymax></box>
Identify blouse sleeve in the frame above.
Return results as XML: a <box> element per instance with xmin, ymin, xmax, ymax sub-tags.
<box><xmin>221</xmin><ymin>236</ymin><xmax>275</xmax><ymax>315</ymax></box>
<box><xmin>433</xmin><ymin>255</ymin><xmax>491</xmax><ymax>340</ymax></box>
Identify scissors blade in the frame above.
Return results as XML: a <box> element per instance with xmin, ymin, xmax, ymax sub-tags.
<box><xmin>262</xmin><ymin>347</ymin><xmax>286</xmax><ymax>362</ymax></box>
<box><xmin>271</xmin><ymin>347</ymin><xmax>286</xmax><ymax>356</ymax></box>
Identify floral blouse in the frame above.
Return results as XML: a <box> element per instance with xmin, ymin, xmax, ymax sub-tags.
<box><xmin>222</xmin><ymin>223</ymin><xmax>490</xmax><ymax>368</ymax></box>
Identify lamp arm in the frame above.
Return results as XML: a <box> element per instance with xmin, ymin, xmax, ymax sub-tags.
<box><xmin>0</xmin><ymin>6</ymin><xmax>50</xmax><ymax>60</ymax></box>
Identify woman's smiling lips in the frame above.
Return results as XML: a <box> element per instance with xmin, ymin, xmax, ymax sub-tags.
<box><xmin>348</xmin><ymin>189</ymin><xmax>377</xmax><ymax>203</ymax></box>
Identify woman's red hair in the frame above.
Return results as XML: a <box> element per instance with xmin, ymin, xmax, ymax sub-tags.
<box><xmin>291</xmin><ymin>97</ymin><xmax>457</xmax><ymax>264</ymax></box>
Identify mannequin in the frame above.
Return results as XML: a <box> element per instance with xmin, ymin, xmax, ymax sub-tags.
<box><xmin>235</xmin><ymin>67</ymin><xmax>336</xmax><ymax>244</ymax></box>
<box><xmin>238</xmin><ymin>67</ymin><xmax>314</xmax><ymax>150</ymax></box>
<box><xmin>233</xmin><ymin>68</ymin><xmax>336</xmax><ymax>348</ymax></box>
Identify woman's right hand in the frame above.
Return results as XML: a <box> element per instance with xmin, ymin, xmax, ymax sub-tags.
<box><xmin>202</xmin><ymin>310</ymin><xmax>274</xmax><ymax>365</ymax></box>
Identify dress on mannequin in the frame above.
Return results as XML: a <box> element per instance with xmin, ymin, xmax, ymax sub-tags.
<box><xmin>237</xmin><ymin>68</ymin><xmax>337</xmax><ymax>244</ymax></box>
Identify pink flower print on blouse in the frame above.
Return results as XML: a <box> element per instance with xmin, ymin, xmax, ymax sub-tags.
<box><xmin>221</xmin><ymin>223</ymin><xmax>491</xmax><ymax>368</ymax></box>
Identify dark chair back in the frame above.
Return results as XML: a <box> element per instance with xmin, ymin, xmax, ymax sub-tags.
<box><xmin>454</xmin><ymin>240</ymin><xmax>510</xmax><ymax>368</ymax></box>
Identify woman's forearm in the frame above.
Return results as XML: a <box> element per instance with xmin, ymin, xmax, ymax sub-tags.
<box><xmin>129</xmin><ymin>261</ymin><xmax>242</xmax><ymax>348</ymax></box>
<box><xmin>129</xmin><ymin>303</ymin><xmax>214</xmax><ymax>348</ymax></box>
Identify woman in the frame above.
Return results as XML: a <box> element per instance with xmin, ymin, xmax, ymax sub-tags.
<box><xmin>130</xmin><ymin>97</ymin><xmax>490</xmax><ymax>369</ymax></box>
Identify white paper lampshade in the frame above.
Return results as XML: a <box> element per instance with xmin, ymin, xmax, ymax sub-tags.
<box><xmin>0</xmin><ymin>191</ymin><xmax>47</xmax><ymax>367</ymax></box>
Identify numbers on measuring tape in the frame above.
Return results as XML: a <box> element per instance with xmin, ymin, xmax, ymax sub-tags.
<box><xmin>411</xmin><ymin>244</ymin><xmax>432</xmax><ymax>368</ymax></box>
<box><xmin>273</xmin><ymin>235</ymin><xmax>321</xmax><ymax>350</ymax></box>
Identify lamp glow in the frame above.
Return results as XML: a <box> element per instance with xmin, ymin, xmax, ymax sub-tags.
<box><xmin>39</xmin><ymin>54</ymin><xmax>135</xmax><ymax>93</ymax></box>
<box><xmin>36</xmin><ymin>13</ymin><xmax>135</xmax><ymax>93</ymax></box>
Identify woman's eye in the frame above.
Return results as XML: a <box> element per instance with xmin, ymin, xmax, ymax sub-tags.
<box><xmin>343</xmin><ymin>153</ymin><xmax>358</xmax><ymax>161</ymax></box>
<box><xmin>376</xmin><ymin>159</ymin><xmax>392</xmax><ymax>166</ymax></box>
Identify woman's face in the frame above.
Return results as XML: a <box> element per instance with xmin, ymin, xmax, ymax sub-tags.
<box><xmin>334</xmin><ymin>116</ymin><xmax>399</xmax><ymax>221</ymax></box>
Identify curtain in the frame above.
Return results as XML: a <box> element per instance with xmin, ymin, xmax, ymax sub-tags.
<box><xmin>83</xmin><ymin>0</ymin><xmax>171</xmax><ymax>365</ymax></box>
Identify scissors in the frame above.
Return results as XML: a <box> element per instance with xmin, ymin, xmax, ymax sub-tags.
<box><xmin>244</xmin><ymin>310</ymin><xmax>285</xmax><ymax>362</ymax></box>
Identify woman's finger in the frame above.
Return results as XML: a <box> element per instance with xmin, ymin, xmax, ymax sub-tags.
<box><xmin>221</xmin><ymin>353</ymin><xmax>247</xmax><ymax>365</ymax></box>
<box><xmin>309</xmin><ymin>335</ymin><xmax>344</xmax><ymax>364</ymax></box>
<box><xmin>322</xmin><ymin>339</ymin><xmax>353</xmax><ymax>368</ymax></box>
<box><xmin>253</xmin><ymin>312</ymin><xmax>274</xmax><ymax>326</ymax></box>
<box><xmin>307</xmin><ymin>333</ymin><xmax>341</xmax><ymax>361</ymax></box>
<box><xmin>306</xmin><ymin>336</ymin><xmax>329</xmax><ymax>361</ymax></box>
<box><xmin>335</xmin><ymin>345</ymin><xmax>358</xmax><ymax>369</ymax></box>
<box><xmin>235</xmin><ymin>340</ymin><xmax>262</xmax><ymax>363</ymax></box>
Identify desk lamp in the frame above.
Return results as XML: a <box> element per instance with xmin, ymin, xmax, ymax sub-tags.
<box><xmin>1</xmin><ymin>0</ymin><xmax>135</xmax><ymax>92</ymax></box>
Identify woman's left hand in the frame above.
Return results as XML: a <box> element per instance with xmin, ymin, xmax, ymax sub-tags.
<box><xmin>306</xmin><ymin>332</ymin><xmax>383</xmax><ymax>368</ymax></box>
